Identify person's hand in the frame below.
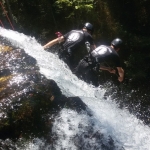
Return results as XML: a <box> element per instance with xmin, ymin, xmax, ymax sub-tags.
<box><xmin>118</xmin><ymin>76</ymin><xmax>124</xmax><ymax>82</ymax></box>
<box><xmin>43</xmin><ymin>45</ymin><xmax>47</xmax><ymax>49</ymax></box>
<box><xmin>109</xmin><ymin>69</ymin><xmax>116</xmax><ymax>74</ymax></box>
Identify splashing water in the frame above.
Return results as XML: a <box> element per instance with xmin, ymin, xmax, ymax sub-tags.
<box><xmin>0</xmin><ymin>27</ymin><xmax>150</xmax><ymax>150</ymax></box>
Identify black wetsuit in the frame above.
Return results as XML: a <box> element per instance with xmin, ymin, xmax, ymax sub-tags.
<box><xmin>59</xmin><ymin>30</ymin><xmax>94</xmax><ymax>70</ymax></box>
<box><xmin>74</xmin><ymin>45</ymin><xmax>121</xmax><ymax>86</ymax></box>
<box><xmin>91</xmin><ymin>45</ymin><xmax>121</xmax><ymax>67</ymax></box>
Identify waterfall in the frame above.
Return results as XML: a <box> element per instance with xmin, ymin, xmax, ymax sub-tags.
<box><xmin>0</xmin><ymin>27</ymin><xmax>150</xmax><ymax>150</ymax></box>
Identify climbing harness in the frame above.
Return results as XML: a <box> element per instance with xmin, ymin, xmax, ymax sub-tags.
<box><xmin>0</xmin><ymin>1</ymin><xmax>14</xmax><ymax>30</ymax></box>
<box><xmin>85</xmin><ymin>41</ymin><xmax>91</xmax><ymax>53</ymax></box>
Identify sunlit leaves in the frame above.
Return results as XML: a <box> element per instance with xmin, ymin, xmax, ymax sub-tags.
<box><xmin>54</xmin><ymin>0</ymin><xmax>94</xmax><ymax>18</ymax></box>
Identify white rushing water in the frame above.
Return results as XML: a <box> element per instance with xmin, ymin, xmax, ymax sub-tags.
<box><xmin>0</xmin><ymin>27</ymin><xmax>150</xmax><ymax>150</ymax></box>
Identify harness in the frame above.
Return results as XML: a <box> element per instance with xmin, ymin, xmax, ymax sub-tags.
<box><xmin>84</xmin><ymin>44</ymin><xmax>112</xmax><ymax>73</ymax></box>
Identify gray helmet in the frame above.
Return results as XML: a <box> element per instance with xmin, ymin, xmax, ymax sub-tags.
<box><xmin>111</xmin><ymin>38</ymin><xmax>123</xmax><ymax>48</ymax></box>
<box><xmin>84</xmin><ymin>22</ymin><xmax>94</xmax><ymax>33</ymax></box>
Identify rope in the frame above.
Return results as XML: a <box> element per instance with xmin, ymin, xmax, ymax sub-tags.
<box><xmin>0</xmin><ymin>19</ymin><xmax>4</xmax><ymax>27</ymax></box>
<box><xmin>0</xmin><ymin>1</ymin><xmax>14</xmax><ymax>30</ymax></box>
<box><xmin>49</xmin><ymin>3</ymin><xmax>58</xmax><ymax>30</ymax></box>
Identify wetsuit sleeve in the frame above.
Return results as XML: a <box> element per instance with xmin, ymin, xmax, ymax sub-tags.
<box><xmin>88</xmin><ymin>36</ymin><xmax>94</xmax><ymax>45</ymax></box>
<box><xmin>114</xmin><ymin>55</ymin><xmax>121</xmax><ymax>67</ymax></box>
<box><xmin>84</xmin><ymin>32</ymin><xmax>95</xmax><ymax>45</ymax></box>
<box><xmin>89</xmin><ymin>38</ymin><xmax>95</xmax><ymax>46</ymax></box>
<box><xmin>63</xmin><ymin>31</ymin><xmax>71</xmax><ymax>40</ymax></box>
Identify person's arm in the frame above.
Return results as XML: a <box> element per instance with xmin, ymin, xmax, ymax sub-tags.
<box><xmin>100</xmin><ymin>66</ymin><xmax>116</xmax><ymax>74</ymax></box>
<box><xmin>117</xmin><ymin>67</ymin><xmax>124</xmax><ymax>82</ymax></box>
<box><xmin>43</xmin><ymin>36</ymin><xmax>65</xmax><ymax>49</ymax></box>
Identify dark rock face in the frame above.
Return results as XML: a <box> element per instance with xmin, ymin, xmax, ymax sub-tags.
<box><xmin>0</xmin><ymin>36</ymin><xmax>65</xmax><ymax>139</ymax></box>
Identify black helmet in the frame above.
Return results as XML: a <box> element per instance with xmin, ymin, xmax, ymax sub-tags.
<box><xmin>111</xmin><ymin>38</ymin><xmax>123</xmax><ymax>48</ymax></box>
<box><xmin>84</xmin><ymin>22</ymin><xmax>94</xmax><ymax>33</ymax></box>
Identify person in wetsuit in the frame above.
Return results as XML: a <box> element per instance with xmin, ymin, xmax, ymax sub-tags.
<box><xmin>74</xmin><ymin>38</ymin><xmax>124</xmax><ymax>86</ymax></box>
<box><xmin>43</xmin><ymin>22</ymin><xmax>96</xmax><ymax>70</ymax></box>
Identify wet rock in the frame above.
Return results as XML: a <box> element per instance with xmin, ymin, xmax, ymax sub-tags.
<box><xmin>0</xmin><ymin>37</ymin><xmax>67</xmax><ymax>139</ymax></box>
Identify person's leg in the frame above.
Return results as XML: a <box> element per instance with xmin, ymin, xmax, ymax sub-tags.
<box><xmin>74</xmin><ymin>59</ymin><xmax>89</xmax><ymax>79</ymax></box>
<box><xmin>88</xmin><ymin>69</ymin><xmax>99</xmax><ymax>86</ymax></box>
<box><xmin>74</xmin><ymin>59</ymin><xmax>99</xmax><ymax>86</ymax></box>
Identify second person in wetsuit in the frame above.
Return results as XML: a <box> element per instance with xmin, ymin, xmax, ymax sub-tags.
<box><xmin>74</xmin><ymin>38</ymin><xmax>124</xmax><ymax>86</ymax></box>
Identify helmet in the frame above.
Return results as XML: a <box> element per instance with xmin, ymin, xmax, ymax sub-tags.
<box><xmin>84</xmin><ymin>22</ymin><xmax>94</xmax><ymax>33</ymax></box>
<box><xmin>111</xmin><ymin>38</ymin><xmax>123</xmax><ymax>48</ymax></box>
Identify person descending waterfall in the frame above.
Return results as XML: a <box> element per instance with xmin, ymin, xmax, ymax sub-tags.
<box><xmin>74</xmin><ymin>38</ymin><xmax>124</xmax><ymax>86</ymax></box>
<box><xmin>43</xmin><ymin>22</ymin><xmax>96</xmax><ymax>70</ymax></box>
